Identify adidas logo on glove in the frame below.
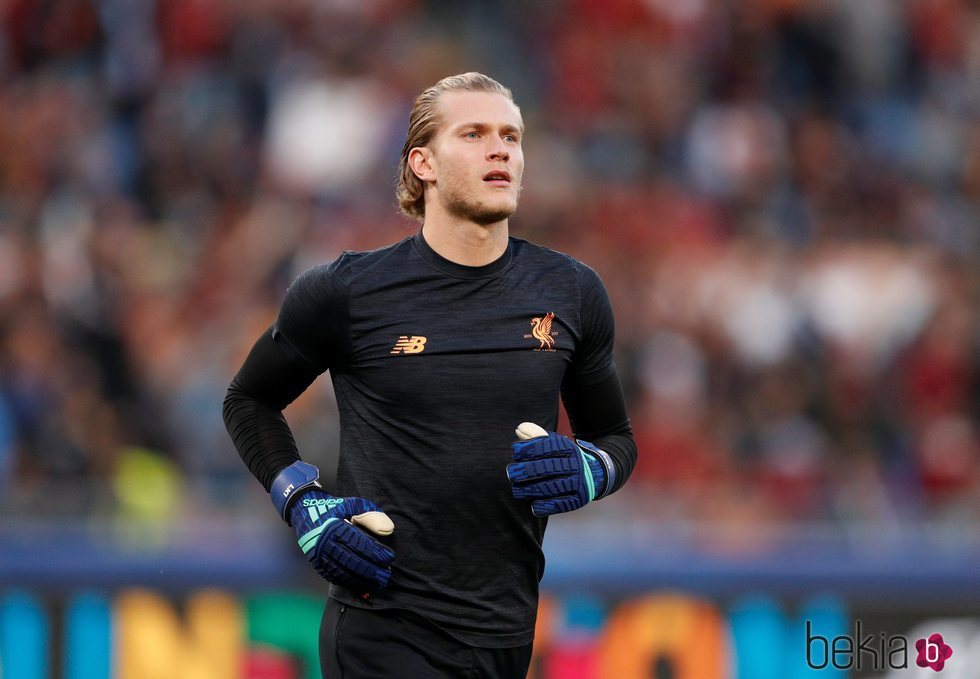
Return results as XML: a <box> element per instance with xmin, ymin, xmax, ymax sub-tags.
<box><xmin>303</xmin><ymin>497</ymin><xmax>346</xmax><ymax>509</ymax></box>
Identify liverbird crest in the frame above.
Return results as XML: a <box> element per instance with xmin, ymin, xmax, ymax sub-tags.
<box><xmin>530</xmin><ymin>312</ymin><xmax>556</xmax><ymax>351</ymax></box>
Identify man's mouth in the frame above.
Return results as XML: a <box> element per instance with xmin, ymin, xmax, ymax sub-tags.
<box><xmin>483</xmin><ymin>170</ymin><xmax>511</xmax><ymax>184</ymax></box>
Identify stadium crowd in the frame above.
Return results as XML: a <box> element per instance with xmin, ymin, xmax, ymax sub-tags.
<box><xmin>1</xmin><ymin>0</ymin><xmax>978</xmax><ymax>534</ymax></box>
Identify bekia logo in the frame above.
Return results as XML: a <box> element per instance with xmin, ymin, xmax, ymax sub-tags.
<box><xmin>916</xmin><ymin>633</ymin><xmax>953</xmax><ymax>672</ymax></box>
<box><xmin>807</xmin><ymin>621</ymin><xmax>953</xmax><ymax>672</ymax></box>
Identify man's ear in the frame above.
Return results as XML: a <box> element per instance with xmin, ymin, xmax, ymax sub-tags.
<box><xmin>408</xmin><ymin>147</ymin><xmax>436</xmax><ymax>182</ymax></box>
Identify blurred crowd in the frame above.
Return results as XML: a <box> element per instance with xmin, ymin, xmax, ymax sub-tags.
<box><xmin>0</xmin><ymin>0</ymin><xmax>978</xmax><ymax>530</ymax></box>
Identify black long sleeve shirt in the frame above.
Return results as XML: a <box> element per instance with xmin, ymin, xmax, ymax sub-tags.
<box><xmin>223</xmin><ymin>231</ymin><xmax>636</xmax><ymax>647</ymax></box>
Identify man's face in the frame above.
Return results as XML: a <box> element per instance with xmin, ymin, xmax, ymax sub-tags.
<box><xmin>427</xmin><ymin>91</ymin><xmax>525</xmax><ymax>225</ymax></box>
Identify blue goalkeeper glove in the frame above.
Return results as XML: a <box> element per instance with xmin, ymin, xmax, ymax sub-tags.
<box><xmin>507</xmin><ymin>422</ymin><xmax>617</xmax><ymax>517</ymax></box>
<box><xmin>270</xmin><ymin>461</ymin><xmax>395</xmax><ymax>592</ymax></box>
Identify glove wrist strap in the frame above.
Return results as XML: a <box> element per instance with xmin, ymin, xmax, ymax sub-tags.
<box><xmin>576</xmin><ymin>440</ymin><xmax>616</xmax><ymax>499</ymax></box>
<box><xmin>271</xmin><ymin>461</ymin><xmax>322</xmax><ymax>521</ymax></box>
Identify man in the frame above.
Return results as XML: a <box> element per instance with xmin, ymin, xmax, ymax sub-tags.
<box><xmin>223</xmin><ymin>72</ymin><xmax>636</xmax><ymax>678</ymax></box>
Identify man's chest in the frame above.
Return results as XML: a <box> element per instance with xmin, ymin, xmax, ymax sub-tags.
<box><xmin>337</xmin><ymin>288</ymin><xmax>580</xmax><ymax>410</ymax></box>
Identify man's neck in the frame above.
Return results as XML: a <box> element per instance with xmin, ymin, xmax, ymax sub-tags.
<box><xmin>420</xmin><ymin>216</ymin><xmax>509</xmax><ymax>267</ymax></box>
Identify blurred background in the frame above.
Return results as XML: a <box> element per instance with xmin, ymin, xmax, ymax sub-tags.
<box><xmin>1</xmin><ymin>0</ymin><xmax>979</xmax><ymax>677</ymax></box>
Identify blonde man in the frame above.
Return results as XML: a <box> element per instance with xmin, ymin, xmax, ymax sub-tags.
<box><xmin>224</xmin><ymin>72</ymin><xmax>636</xmax><ymax>678</ymax></box>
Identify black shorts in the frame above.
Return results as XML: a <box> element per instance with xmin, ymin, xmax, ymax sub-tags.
<box><xmin>320</xmin><ymin>598</ymin><xmax>534</xmax><ymax>679</ymax></box>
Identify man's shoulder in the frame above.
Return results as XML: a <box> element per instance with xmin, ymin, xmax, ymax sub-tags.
<box><xmin>509</xmin><ymin>237</ymin><xmax>601</xmax><ymax>280</ymax></box>
<box><xmin>340</xmin><ymin>234</ymin><xmax>415</xmax><ymax>267</ymax></box>
<box><xmin>288</xmin><ymin>235</ymin><xmax>415</xmax><ymax>293</ymax></box>
<box><xmin>300</xmin><ymin>235</ymin><xmax>416</xmax><ymax>283</ymax></box>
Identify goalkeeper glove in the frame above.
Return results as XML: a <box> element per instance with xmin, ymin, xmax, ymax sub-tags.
<box><xmin>506</xmin><ymin>422</ymin><xmax>617</xmax><ymax>516</ymax></box>
<box><xmin>270</xmin><ymin>461</ymin><xmax>395</xmax><ymax>592</ymax></box>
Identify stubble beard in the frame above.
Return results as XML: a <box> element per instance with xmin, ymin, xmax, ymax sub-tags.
<box><xmin>441</xmin><ymin>180</ymin><xmax>522</xmax><ymax>226</ymax></box>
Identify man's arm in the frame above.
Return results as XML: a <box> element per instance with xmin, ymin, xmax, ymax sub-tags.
<box><xmin>506</xmin><ymin>373</ymin><xmax>637</xmax><ymax>517</ymax></box>
<box><xmin>561</xmin><ymin>370</ymin><xmax>637</xmax><ymax>497</ymax></box>
<box><xmin>559</xmin><ymin>262</ymin><xmax>636</xmax><ymax>497</ymax></box>
<box><xmin>222</xmin><ymin>259</ymin><xmax>395</xmax><ymax>592</ymax></box>
<box><xmin>225</xmin><ymin>258</ymin><xmax>350</xmax><ymax>488</ymax></box>
<box><xmin>506</xmin><ymin>261</ymin><xmax>636</xmax><ymax>516</ymax></box>
<box><xmin>222</xmin><ymin>326</ymin><xmax>320</xmax><ymax>490</ymax></box>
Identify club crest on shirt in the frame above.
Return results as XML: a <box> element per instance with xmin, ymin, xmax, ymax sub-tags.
<box><xmin>524</xmin><ymin>312</ymin><xmax>557</xmax><ymax>352</ymax></box>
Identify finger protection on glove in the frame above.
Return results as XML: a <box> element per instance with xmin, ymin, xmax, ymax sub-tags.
<box><xmin>507</xmin><ymin>422</ymin><xmax>608</xmax><ymax>516</ymax></box>
<box><xmin>291</xmin><ymin>492</ymin><xmax>396</xmax><ymax>591</ymax></box>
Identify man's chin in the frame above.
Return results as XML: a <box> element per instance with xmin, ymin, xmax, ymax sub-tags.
<box><xmin>447</xmin><ymin>198</ymin><xmax>518</xmax><ymax>226</ymax></box>
<box><xmin>471</xmin><ymin>207</ymin><xmax>516</xmax><ymax>226</ymax></box>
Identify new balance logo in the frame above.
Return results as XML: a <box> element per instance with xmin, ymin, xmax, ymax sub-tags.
<box><xmin>390</xmin><ymin>336</ymin><xmax>427</xmax><ymax>355</ymax></box>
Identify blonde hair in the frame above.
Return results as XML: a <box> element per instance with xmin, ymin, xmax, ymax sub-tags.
<box><xmin>396</xmin><ymin>72</ymin><xmax>517</xmax><ymax>221</ymax></box>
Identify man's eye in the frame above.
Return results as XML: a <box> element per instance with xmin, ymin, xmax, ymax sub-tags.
<box><xmin>465</xmin><ymin>132</ymin><xmax>479</xmax><ymax>139</ymax></box>
<box><xmin>504</xmin><ymin>135</ymin><xmax>519</xmax><ymax>143</ymax></box>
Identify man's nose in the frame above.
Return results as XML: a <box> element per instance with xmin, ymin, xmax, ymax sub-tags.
<box><xmin>487</xmin><ymin>141</ymin><xmax>510</xmax><ymax>162</ymax></box>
